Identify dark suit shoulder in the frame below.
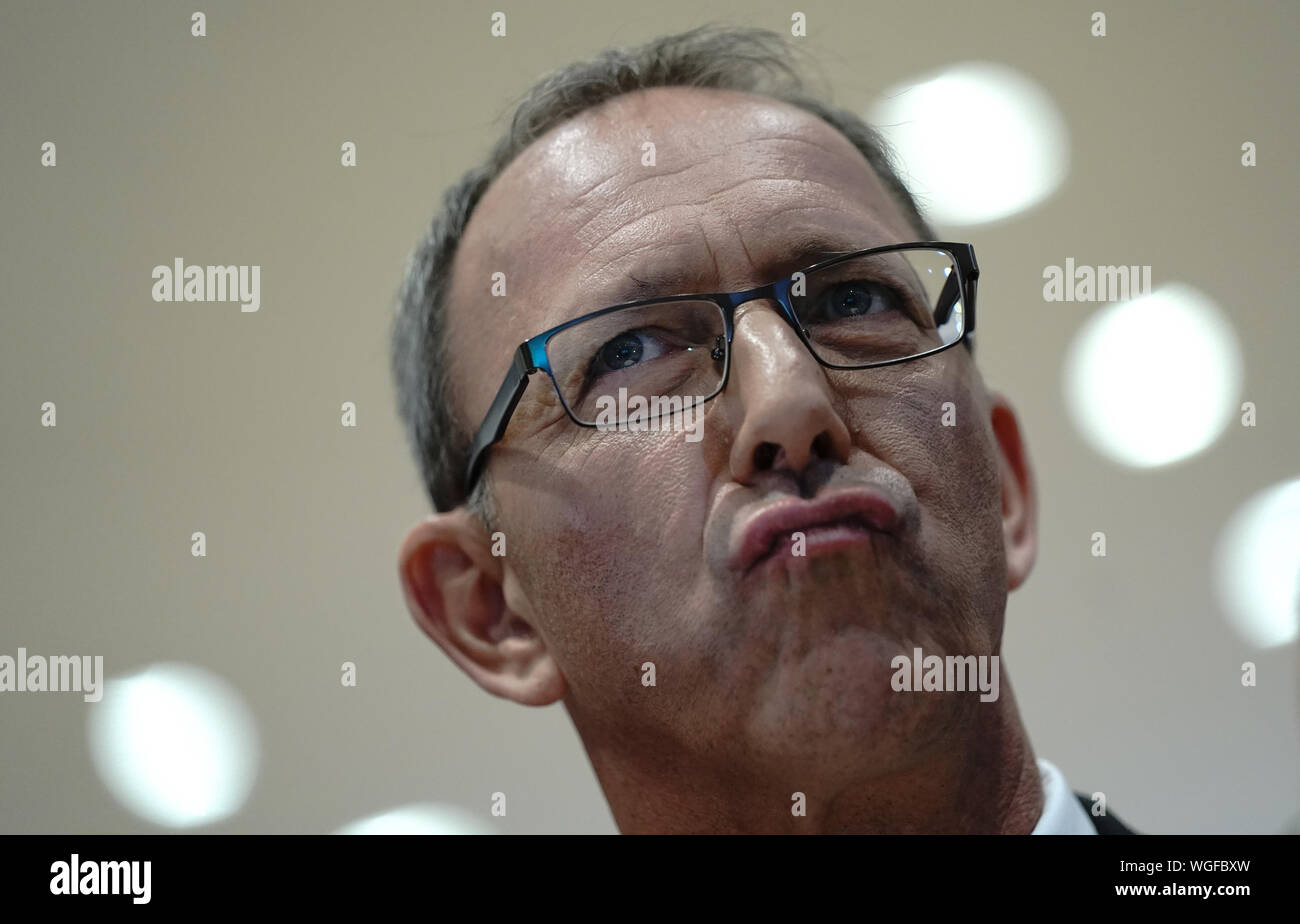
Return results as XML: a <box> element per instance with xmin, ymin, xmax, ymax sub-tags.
<box><xmin>1075</xmin><ymin>792</ymin><xmax>1139</xmax><ymax>834</ymax></box>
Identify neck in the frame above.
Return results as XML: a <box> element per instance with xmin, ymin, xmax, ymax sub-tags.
<box><xmin>571</xmin><ymin>670</ymin><xmax>1044</xmax><ymax>834</ymax></box>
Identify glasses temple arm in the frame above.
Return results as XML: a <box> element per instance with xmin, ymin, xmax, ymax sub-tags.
<box><xmin>934</xmin><ymin>273</ymin><xmax>960</xmax><ymax>326</ymax></box>
<box><xmin>933</xmin><ymin>255</ymin><xmax>977</xmax><ymax>352</ymax></box>
<box><xmin>463</xmin><ymin>346</ymin><xmax>533</xmax><ymax>499</ymax></box>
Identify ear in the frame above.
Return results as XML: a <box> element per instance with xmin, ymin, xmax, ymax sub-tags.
<box><xmin>397</xmin><ymin>508</ymin><xmax>565</xmax><ymax>706</ymax></box>
<box><xmin>988</xmin><ymin>394</ymin><xmax>1038</xmax><ymax>591</ymax></box>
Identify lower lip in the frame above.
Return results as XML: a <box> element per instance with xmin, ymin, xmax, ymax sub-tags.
<box><xmin>752</xmin><ymin>519</ymin><xmax>879</xmax><ymax>571</ymax></box>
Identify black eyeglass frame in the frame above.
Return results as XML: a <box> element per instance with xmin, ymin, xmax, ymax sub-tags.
<box><xmin>462</xmin><ymin>241</ymin><xmax>979</xmax><ymax>498</ymax></box>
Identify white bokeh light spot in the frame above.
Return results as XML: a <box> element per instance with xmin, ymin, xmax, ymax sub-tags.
<box><xmin>86</xmin><ymin>662</ymin><xmax>259</xmax><ymax>828</ymax></box>
<box><xmin>1063</xmin><ymin>284</ymin><xmax>1242</xmax><ymax>468</ymax></box>
<box><xmin>334</xmin><ymin>803</ymin><xmax>494</xmax><ymax>835</ymax></box>
<box><xmin>867</xmin><ymin>61</ymin><xmax>1069</xmax><ymax>226</ymax></box>
<box><xmin>1214</xmin><ymin>478</ymin><xmax>1300</xmax><ymax>649</ymax></box>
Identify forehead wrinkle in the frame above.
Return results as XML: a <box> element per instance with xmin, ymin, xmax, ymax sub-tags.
<box><xmin>543</xmin><ymin>113</ymin><xmax>867</xmax><ymax>223</ymax></box>
<box><xmin>574</xmin><ymin>174</ymin><xmax>815</xmax><ymax>253</ymax></box>
<box><xmin>552</xmin><ymin>230</ymin><xmax>885</xmax><ymax>329</ymax></box>
<box><xmin>572</xmin><ymin>234</ymin><xmax>698</xmax><ymax>301</ymax></box>
<box><xmin>778</xmin><ymin>204</ymin><xmax>914</xmax><ymax>248</ymax></box>
<box><xmin>567</xmin><ymin>173</ymin><xmax>829</xmax><ymax>279</ymax></box>
<box><xmin>558</xmin><ymin>158</ymin><xmax>731</xmax><ymax>250</ymax></box>
<box><xmin>552</xmin><ymin>136</ymin><xmax>896</xmax><ymax>265</ymax></box>
<box><xmin>512</xmin><ymin>109</ymin><xmax>899</xmax><ymax>290</ymax></box>
<box><xmin>558</xmin><ymin>131</ymin><xmax>868</xmax><ymax>247</ymax></box>
<box><xmin>501</xmin><ymin>86</ymin><xmax>884</xmax><ymax>236</ymax></box>
<box><xmin>559</xmin><ymin>196</ymin><xmax>905</xmax><ymax>319</ymax></box>
<box><xmin>567</xmin><ymin>188</ymin><xmax>768</xmax><ymax>295</ymax></box>
<box><xmin>561</xmin><ymin>153</ymin><xmax>718</xmax><ymax>220</ymax></box>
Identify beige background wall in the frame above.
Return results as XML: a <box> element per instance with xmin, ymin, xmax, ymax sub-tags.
<box><xmin>1</xmin><ymin>0</ymin><xmax>1296</xmax><ymax>833</ymax></box>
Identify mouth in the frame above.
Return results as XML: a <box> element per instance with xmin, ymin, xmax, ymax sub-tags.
<box><xmin>731</xmin><ymin>488</ymin><xmax>902</xmax><ymax>576</ymax></box>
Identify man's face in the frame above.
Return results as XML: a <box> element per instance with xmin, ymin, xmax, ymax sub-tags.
<box><xmin>444</xmin><ymin>87</ymin><xmax>1017</xmax><ymax>778</ymax></box>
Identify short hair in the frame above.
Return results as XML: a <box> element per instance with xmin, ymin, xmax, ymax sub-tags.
<box><xmin>391</xmin><ymin>24</ymin><xmax>939</xmax><ymax>515</ymax></box>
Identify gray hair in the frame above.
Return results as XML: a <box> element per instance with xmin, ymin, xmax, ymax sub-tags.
<box><xmin>390</xmin><ymin>24</ymin><xmax>938</xmax><ymax>515</ymax></box>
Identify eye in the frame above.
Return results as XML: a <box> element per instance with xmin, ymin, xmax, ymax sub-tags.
<box><xmin>820</xmin><ymin>279</ymin><xmax>901</xmax><ymax>319</ymax></box>
<box><xmin>593</xmin><ymin>330</ymin><xmax>669</xmax><ymax>374</ymax></box>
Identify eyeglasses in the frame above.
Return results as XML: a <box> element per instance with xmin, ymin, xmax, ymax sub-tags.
<box><xmin>463</xmin><ymin>241</ymin><xmax>979</xmax><ymax>497</ymax></box>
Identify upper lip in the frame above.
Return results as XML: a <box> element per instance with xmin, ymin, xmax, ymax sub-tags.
<box><xmin>729</xmin><ymin>487</ymin><xmax>902</xmax><ymax>575</ymax></box>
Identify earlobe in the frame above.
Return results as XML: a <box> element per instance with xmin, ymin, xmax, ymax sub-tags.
<box><xmin>397</xmin><ymin>510</ymin><xmax>566</xmax><ymax>706</ymax></box>
<box><xmin>988</xmin><ymin>395</ymin><xmax>1038</xmax><ymax>591</ymax></box>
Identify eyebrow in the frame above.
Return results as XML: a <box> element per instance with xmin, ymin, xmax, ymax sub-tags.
<box><xmin>602</xmin><ymin>232</ymin><xmax>874</xmax><ymax>305</ymax></box>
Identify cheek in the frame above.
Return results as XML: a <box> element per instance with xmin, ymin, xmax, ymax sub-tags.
<box><xmin>841</xmin><ymin>362</ymin><xmax>1004</xmax><ymax>580</ymax></box>
<box><xmin>832</xmin><ymin>362</ymin><xmax>1008</xmax><ymax>652</ymax></box>
<box><xmin>852</xmin><ymin>361</ymin><xmax>997</xmax><ymax>508</ymax></box>
<box><xmin>505</xmin><ymin>434</ymin><xmax>709</xmax><ymax>665</ymax></box>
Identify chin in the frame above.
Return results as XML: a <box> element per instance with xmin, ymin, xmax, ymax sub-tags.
<box><xmin>736</xmin><ymin>625</ymin><xmax>953</xmax><ymax>773</ymax></box>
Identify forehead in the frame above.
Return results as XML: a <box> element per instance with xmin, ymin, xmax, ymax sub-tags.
<box><xmin>446</xmin><ymin>86</ymin><xmax>919</xmax><ymax>422</ymax></box>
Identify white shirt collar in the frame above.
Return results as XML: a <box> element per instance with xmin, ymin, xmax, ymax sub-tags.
<box><xmin>1030</xmin><ymin>758</ymin><xmax>1097</xmax><ymax>835</ymax></box>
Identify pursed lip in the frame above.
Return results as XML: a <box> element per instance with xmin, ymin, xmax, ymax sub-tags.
<box><xmin>729</xmin><ymin>487</ymin><xmax>902</xmax><ymax>575</ymax></box>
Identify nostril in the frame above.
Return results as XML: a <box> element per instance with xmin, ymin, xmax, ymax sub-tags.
<box><xmin>811</xmin><ymin>431</ymin><xmax>834</xmax><ymax>459</ymax></box>
<box><xmin>753</xmin><ymin>441</ymin><xmax>779</xmax><ymax>471</ymax></box>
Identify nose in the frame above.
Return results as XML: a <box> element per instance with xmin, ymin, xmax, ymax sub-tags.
<box><xmin>725</xmin><ymin>302</ymin><xmax>853</xmax><ymax>484</ymax></box>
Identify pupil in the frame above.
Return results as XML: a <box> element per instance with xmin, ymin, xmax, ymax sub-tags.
<box><xmin>600</xmin><ymin>334</ymin><xmax>643</xmax><ymax>369</ymax></box>
<box><xmin>837</xmin><ymin>284</ymin><xmax>869</xmax><ymax>316</ymax></box>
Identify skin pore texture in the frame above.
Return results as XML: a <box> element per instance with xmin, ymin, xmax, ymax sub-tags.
<box><xmin>397</xmin><ymin>86</ymin><xmax>1043</xmax><ymax>833</ymax></box>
